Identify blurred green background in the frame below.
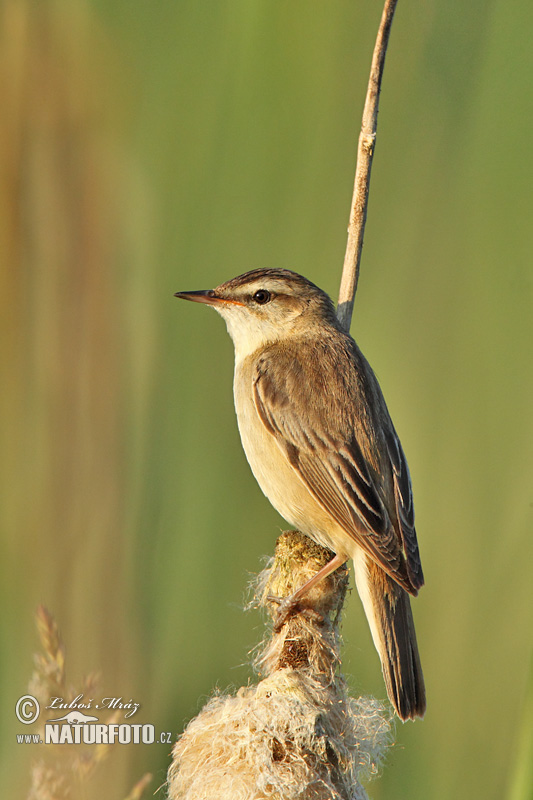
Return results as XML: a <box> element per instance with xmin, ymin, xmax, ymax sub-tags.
<box><xmin>2</xmin><ymin>0</ymin><xmax>533</xmax><ymax>797</ymax></box>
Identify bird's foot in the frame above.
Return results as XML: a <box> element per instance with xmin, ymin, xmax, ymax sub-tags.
<box><xmin>267</xmin><ymin>594</ymin><xmax>325</xmax><ymax>632</ymax></box>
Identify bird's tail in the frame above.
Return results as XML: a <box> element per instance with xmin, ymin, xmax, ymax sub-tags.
<box><xmin>354</xmin><ymin>552</ymin><xmax>426</xmax><ymax>721</ymax></box>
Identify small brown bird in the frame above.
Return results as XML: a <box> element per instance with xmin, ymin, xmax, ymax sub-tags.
<box><xmin>176</xmin><ymin>268</ymin><xmax>425</xmax><ymax>720</ymax></box>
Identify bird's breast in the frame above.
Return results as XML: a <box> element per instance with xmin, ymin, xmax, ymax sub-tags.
<box><xmin>233</xmin><ymin>356</ymin><xmax>349</xmax><ymax>557</ymax></box>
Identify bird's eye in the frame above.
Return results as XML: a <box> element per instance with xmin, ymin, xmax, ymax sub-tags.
<box><xmin>252</xmin><ymin>289</ymin><xmax>271</xmax><ymax>305</ymax></box>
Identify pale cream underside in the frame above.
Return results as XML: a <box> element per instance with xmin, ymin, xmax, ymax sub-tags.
<box><xmin>233</xmin><ymin>354</ymin><xmax>362</xmax><ymax>563</ymax></box>
<box><xmin>353</xmin><ymin>549</ymin><xmax>384</xmax><ymax>657</ymax></box>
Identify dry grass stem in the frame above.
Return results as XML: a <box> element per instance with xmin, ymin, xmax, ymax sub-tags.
<box><xmin>337</xmin><ymin>0</ymin><xmax>399</xmax><ymax>331</ymax></box>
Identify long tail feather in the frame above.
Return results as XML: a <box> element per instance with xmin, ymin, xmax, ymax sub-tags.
<box><xmin>354</xmin><ymin>551</ymin><xmax>426</xmax><ymax>720</ymax></box>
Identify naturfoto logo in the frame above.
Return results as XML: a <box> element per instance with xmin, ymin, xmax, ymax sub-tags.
<box><xmin>15</xmin><ymin>694</ymin><xmax>166</xmax><ymax>746</ymax></box>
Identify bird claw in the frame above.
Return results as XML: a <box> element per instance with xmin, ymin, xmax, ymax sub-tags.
<box><xmin>267</xmin><ymin>594</ymin><xmax>324</xmax><ymax>632</ymax></box>
<box><xmin>267</xmin><ymin>594</ymin><xmax>301</xmax><ymax>632</ymax></box>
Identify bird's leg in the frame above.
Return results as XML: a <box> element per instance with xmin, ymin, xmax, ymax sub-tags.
<box><xmin>268</xmin><ymin>552</ymin><xmax>348</xmax><ymax>631</ymax></box>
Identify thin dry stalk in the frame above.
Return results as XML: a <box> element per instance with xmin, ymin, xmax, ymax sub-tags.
<box><xmin>337</xmin><ymin>0</ymin><xmax>399</xmax><ymax>332</ymax></box>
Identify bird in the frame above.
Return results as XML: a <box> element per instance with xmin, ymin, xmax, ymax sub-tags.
<box><xmin>175</xmin><ymin>268</ymin><xmax>425</xmax><ymax>720</ymax></box>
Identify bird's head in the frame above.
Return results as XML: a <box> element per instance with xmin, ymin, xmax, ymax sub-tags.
<box><xmin>175</xmin><ymin>268</ymin><xmax>339</xmax><ymax>359</ymax></box>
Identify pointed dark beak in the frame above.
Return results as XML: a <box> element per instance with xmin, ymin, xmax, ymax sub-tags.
<box><xmin>174</xmin><ymin>289</ymin><xmax>219</xmax><ymax>306</ymax></box>
<box><xmin>174</xmin><ymin>289</ymin><xmax>245</xmax><ymax>307</ymax></box>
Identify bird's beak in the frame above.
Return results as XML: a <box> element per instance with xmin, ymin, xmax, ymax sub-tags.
<box><xmin>174</xmin><ymin>289</ymin><xmax>218</xmax><ymax>306</ymax></box>
<box><xmin>174</xmin><ymin>290</ymin><xmax>245</xmax><ymax>307</ymax></box>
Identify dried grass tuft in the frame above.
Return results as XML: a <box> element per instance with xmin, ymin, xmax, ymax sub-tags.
<box><xmin>167</xmin><ymin>532</ymin><xmax>393</xmax><ymax>800</ymax></box>
<box><xmin>26</xmin><ymin>606</ymin><xmax>152</xmax><ymax>800</ymax></box>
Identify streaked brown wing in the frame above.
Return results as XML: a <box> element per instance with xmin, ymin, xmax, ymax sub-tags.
<box><xmin>253</xmin><ymin>344</ymin><xmax>422</xmax><ymax>595</ymax></box>
<box><xmin>296</xmin><ymin>448</ymin><xmax>407</xmax><ymax>585</ymax></box>
<box><xmin>383</xmin><ymin>426</ymin><xmax>424</xmax><ymax>589</ymax></box>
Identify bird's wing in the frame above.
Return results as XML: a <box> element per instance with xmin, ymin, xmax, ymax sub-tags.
<box><xmin>383</xmin><ymin>425</ymin><xmax>424</xmax><ymax>589</ymax></box>
<box><xmin>253</xmin><ymin>344</ymin><xmax>422</xmax><ymax>595</ymax></box>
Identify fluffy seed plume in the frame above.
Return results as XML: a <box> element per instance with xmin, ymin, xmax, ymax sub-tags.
<box><xmin>167</xmin><ymin>531</ymin><xmax>393</xmax><ymax>800</ymax></box>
